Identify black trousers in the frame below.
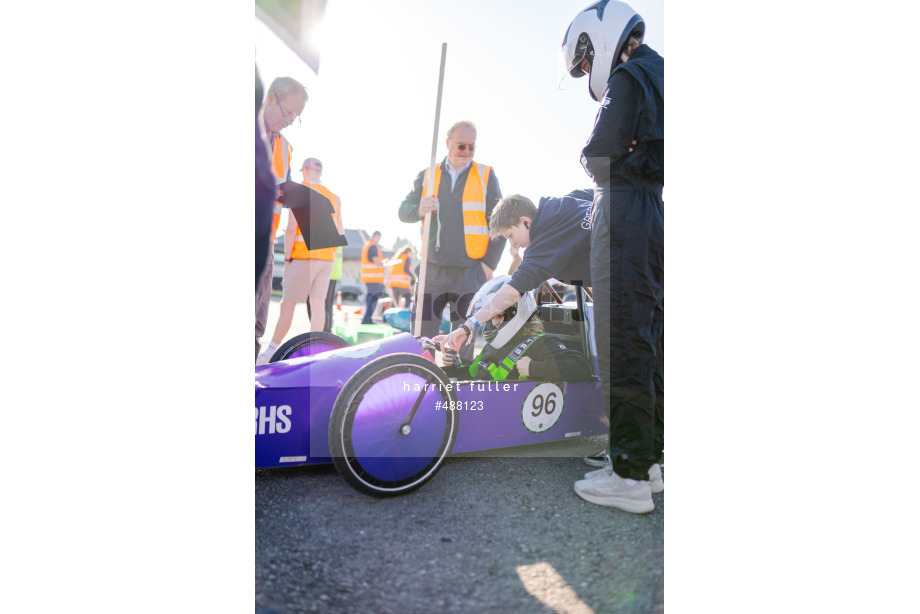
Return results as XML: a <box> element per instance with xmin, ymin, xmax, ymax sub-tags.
<box><xmin>390</xmin><ymin>286</ymin><xmax>413</xmax><ymax>309</ymax></box>
<box><xmin>362</xmin><ymin>282</ymin><xmax>385</xmax><ymax>324</ymax></box>
<box><xmin>590</xmin><ymin>185</ymin><xmax>664</xmax><ymax>480</ymax></box>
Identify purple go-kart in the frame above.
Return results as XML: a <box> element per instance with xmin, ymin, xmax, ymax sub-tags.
<box><xmin>255</xmin><ymin>287</ymin><xmax>606</xmax><ymax>497</ymax></box>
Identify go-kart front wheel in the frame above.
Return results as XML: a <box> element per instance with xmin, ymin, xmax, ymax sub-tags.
<box><xmin>270</xmin><ymin>331</ymin><xmax>350</xmax><ymax>362</ymax></box>
<box><xmin>328</xmin><ymin>353</ymin><xmax>459</xmax><ymax>497</ymax></box>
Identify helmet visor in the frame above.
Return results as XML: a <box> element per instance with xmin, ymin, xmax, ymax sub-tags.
<box><xmin>558</xmin><ymin>31</ymin><xmax>593</xmax><ymax>91</ymax></box>
<box><xmin>569</xmin><ymin>32</ymin><xmax>594</xmax><ymax>77</ymax></box>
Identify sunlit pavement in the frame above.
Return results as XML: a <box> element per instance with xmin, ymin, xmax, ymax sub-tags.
<box><xmin>256</xmin><ymin>454</ymin><xmax>664</xmax><ymax>614</ymax></box>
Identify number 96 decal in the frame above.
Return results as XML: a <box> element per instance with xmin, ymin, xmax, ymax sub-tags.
<box><xmin>521</xmin><ymin>383</ymin><xmax>564</xmax><ymax>433</ymax></box>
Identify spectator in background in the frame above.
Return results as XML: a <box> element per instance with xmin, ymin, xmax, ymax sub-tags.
<box><xmin>360</xmin><ymin>231</ymin><xmax>385</xmax><ymax>325</ymax></box>
<box><xmin>258</xmin><ymin>157</ymin><xmax>342</xmax><ymax>364</ymax></box>
<box><xmin>256</xmin><ymin>76</ymin><xmax>307</xmax><ymax>363</ymax></box>
<box><xmin>398</xmin><ymin>120</ymin><xmax>505</xmax><ymax>362</ymax></box>
<box><xmin>388</xmin><ymin>245</ymin><xmax>416</xmax><ymax>309</ymax></box>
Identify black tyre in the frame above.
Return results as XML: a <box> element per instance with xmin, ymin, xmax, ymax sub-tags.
<box><xmin>270</xmin><ymin>331</ymin><xmax>350</xmax><ymax>362</ymax></box>
<box><xmin>328</xmin><ymin>353</ymin><xmax>459</xmax><ymax>497</ymax></box>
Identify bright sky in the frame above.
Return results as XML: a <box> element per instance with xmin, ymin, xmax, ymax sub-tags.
<box><xmin>256</xmin><ymin>0</ymin><xmax>663</xmax><ymax>272</ymax></box>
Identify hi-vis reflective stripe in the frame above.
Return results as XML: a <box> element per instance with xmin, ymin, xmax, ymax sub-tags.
<box><xmin>271</xmin><ymin>134</ymin><xmax>292</xmax><ymax>182</ymax></box>
<box><xmin>420</xmin><ymin>162</ymin><xmax>491</xmax><ymax>259</ymax></box>
<box><xmin>360</xmin><ymin>240</ymin><xmax>385</xmax><ymax>282</ymax></box>
<box><xmin>388</xmin><ymin>257</ymin><xmax>411</xmax><ymax>287</ymax></box>
<box><xmin>270</xmin><ymin>134</ymin><xmax>292</xmax><ymax>239</ymax></box>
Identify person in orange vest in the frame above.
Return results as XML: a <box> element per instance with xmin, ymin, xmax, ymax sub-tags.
<box><xmin>360</xmin><ymin>231</ymin><xmax>385</xmax><ymax>325</ymax></box>
<box><xmin>258</xmin><ymin>157</ymin><xmax>342</xmax><ymax>365</ymax></box>
<box><xmin>387</xmin><ymin>245</ymin><xmax>416</xmax><ymax>309</ymax></box>
<box><xmin>256</xmin><ymin>76</ymin><xmax>307</xmax><ymax>363</ymax></box>
<box><xmin>397</xmin><ymin>120</ymin><xmax>506</xmax><ymax>362</ymax></box>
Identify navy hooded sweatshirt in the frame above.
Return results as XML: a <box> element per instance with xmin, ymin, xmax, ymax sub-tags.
<box><xmin>507</xmin><ymin>189</ymin><xmax>594</xmax><ymax>295</ymax></box>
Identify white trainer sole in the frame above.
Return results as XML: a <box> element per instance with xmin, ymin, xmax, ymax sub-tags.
<box><xmin>573</xmin><ymin>484</ymin><xmax>655</xmax><ymax>514</ymax></box>
<box><xmin>583</xmin><ymin>466</ymin><xmax>664</xmax><ymax>494</ymax></box>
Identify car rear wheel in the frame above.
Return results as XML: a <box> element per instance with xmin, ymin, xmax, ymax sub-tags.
<box><xmin>269</xmin><ymin>331</ymin><xmax>350</xmax><ymax>362</ymax></box>
<box><xmin>328</xmin><ymin>353</ymin><xmax>458</xmax><ymax>497</ymax></box>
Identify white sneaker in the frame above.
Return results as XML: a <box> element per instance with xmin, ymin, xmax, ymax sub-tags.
<box><xmin>648</xmin><ymin>463</ymin><xmax>663</xmax><ymax>493</ymax></box>
<box><xmin>583</xmin><ymin>463</ymin><xmax>663</xmax><ymax>494</ymax></box>
<box><xmin>574</xmin><ymin>471</ymin><xmax>654</xmax><ymax>513</ymax></box>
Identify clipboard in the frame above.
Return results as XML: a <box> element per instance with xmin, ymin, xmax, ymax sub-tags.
<box><xmin>277</xmin><ymin>181</ymin><xmax>348</xmax><ymax>250</ymax></box>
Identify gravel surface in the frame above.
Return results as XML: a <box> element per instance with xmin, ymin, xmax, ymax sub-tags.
<box><xmin>255</xmin><ymin>437</ymin><xmax>664</xmax><ymax>614</ymax></box>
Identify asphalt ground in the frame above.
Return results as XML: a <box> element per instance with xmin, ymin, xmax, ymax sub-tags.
<box><xmin>256</xmin><ymin>296</ymin><xmax>664</xmax><ymax>614</ymax></box>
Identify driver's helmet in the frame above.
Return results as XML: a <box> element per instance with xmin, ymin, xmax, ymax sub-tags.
<box><xmin>560</xmin><ymin>0</ymin><xmax>645</xmax><ymax>101</ymax></box>
<box><xmin>467</xmin><ymin>275</ymin><xmax>539</xmax><ymax>349</ymax></box>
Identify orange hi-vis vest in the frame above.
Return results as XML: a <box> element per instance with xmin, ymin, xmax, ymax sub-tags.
<box><xmin>388</xmin><ymin>258</ymin><xmax>411</xmax><ymax>288</ymax></box>
<box><xmin>291</xmin><ymin>182</ymin><xmax>342</xmax><ymax>261</ymax></box>
<box><xmin>360</xmin><ymin>241</ymin><xmax>385</xmax><ymax>283</ymax></box>
<box><xmin>421</xmin><ymin>162</ymin><xmax>491</xmax><ymax>259</ymax></box>
<box><xmin>270</xmin><ymin>133</ymin><xmax>293</xmax><ymax>239</ymax></box>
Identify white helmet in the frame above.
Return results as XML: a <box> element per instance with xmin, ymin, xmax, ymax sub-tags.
<box><xmin>560</xmin><ymin>0</ymin><xmax>645</xmax><ymax>102</ymax></box>
<box><xmin>467</xmin><ymin>275</ymin><xmax>539</xmax><ymax>350</ymax></box>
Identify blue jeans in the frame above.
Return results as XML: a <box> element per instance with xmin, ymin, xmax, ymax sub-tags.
<box><xmin>362</xmin><ymin>282</ymin><xmax>385</xmax><ymax>324</ymax></box>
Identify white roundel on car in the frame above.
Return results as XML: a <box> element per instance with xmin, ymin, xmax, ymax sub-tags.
<box><xmin>521</xmin><ymin>383</ymin><xmax>564</xmax><ymax>433</ymax></box>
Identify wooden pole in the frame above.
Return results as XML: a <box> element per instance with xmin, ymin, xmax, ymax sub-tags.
<box><xmin>413</xmin><ymin>42</ymin><xmax>447</xmax><ymax>338</ymax></box>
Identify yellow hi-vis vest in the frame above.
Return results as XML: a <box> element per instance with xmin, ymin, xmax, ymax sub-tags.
<box><xmin>270</xmin><ymin>133</ymin><xmax>293</xmax><ymax>239</ymax></box>
<box><xmin>421</xmin><ymin>162</ymin><xmax>492</xmax><ymax>259</ymax></box>
<box><xmin>330</xmin><ymin>247</ymin><xmax>343</xmax><ymax>281</ymax></box>
<box><xmin>360</xmin><ymin>241</ymin><xmax>384</xmax><ymax>283</ymax></box>
<box><xmin>388</xmin><ymin>258</ymin><xmax>411</xmax><ymax>288</ymax></box>
<box><xmin>291</xmin><ymin>182</ymin><xmax>342</xmax><ymax>261</ymax></box>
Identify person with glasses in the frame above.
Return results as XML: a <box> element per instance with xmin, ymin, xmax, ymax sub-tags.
<box><xmin>439</xmin><ymin>190</ymin><xmax>598</xmax><ymax>371</ymax></box>
<box><xmin>397</xmin><ymin>120</ymin><xmax>506</xmax><ymax>364</ymax></box>
<box><xmin>256</xmin><ymin>76</ymin><xmax>308</xmax><ymax>363</ymax></box>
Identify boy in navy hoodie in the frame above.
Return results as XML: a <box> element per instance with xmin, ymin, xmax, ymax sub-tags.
<box><xmin>441</xmin><ymin>189</ymin><xmax>594</xmax><ymax>353</ymax></box>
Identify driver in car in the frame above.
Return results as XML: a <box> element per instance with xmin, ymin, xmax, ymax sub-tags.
<box><xmin>434</xmin><ymin>276</ymin><xmax>592</xmax><ymax>382</ymax></box>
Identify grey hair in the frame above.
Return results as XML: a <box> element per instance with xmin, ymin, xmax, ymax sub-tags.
<box><xmin>268</xmin><ymin>76</ymin><xmax>308</xmax><ymax>102</ymax></box>
<box><xmin>446</xmin><ymin>120</ymin><xmax>477</xmax><ymax>140</ymax></box>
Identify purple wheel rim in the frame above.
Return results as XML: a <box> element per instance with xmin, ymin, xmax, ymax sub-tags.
<box><xmin>348</xmin><ymin>371</ymin><xmax>450</xmax><ymax>481</ymax></box>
